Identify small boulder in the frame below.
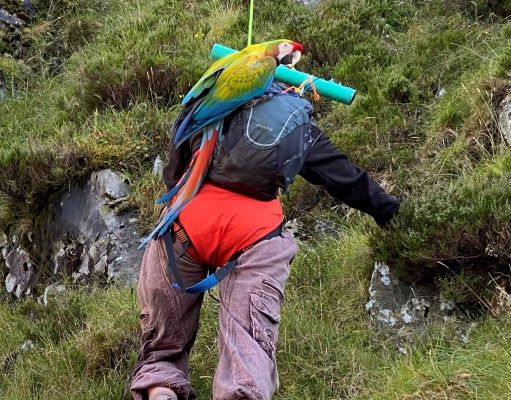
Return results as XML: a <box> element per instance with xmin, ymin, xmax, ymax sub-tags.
<box><xmin>0</xmin><ymin>9</ymin><xmax>24</xmax><ymax>27</ymax></box>
<box><xmin>152</xmin><ymin>155</ymin><xmax>164</xmax><ymax>177</ymax></box>
<box><xmin>498</xmin><ymin>94</ymin><xmax>511</xmax><ymax>146</ymax></box>
<box><xmin>19</xmin><ymin>339</ymin><xmax>35</xmax><ymax>353</ymax></box>
<box><xmin>366</xmin><ymin>261</ymin><xmax>463</xmax><ymax>350</ymax></box>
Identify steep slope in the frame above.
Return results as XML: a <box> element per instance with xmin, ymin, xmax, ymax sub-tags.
<box><xmin>1</xmin><ymin>0</ymin><xmax>511</xmax><ymax>399</ymax></box>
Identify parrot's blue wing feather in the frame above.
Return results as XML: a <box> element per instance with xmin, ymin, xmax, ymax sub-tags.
<box><xmin>173</xmin><ymin>100</ymin><xmax>202</xmax><ymax>147</ymax></box>
<box><xmin>157</xmin><ymin>209</ymin><xmax>182</xmax><ymax>238</ymax></box>
<box><xmin>138</xmin><ymin>198</ymin><xmax>184</xmax><ymax>248</ymax></box>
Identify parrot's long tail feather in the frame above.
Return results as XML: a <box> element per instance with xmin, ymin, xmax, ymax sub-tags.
<box><xmin>156</xmin><ymin>159</ymin><xmax>195</xmax><ymax>204</ymax></box>
<box><xmin>139</xmin><ymin>120</ymin><xmax>222</xmax><ymax>248</ymax></box>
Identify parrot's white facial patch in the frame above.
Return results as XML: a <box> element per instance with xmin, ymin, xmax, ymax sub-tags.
<box><xmin>277</xmin><ymin>42</ymin><xmax>294</xmax><ymax>62</ymax></box>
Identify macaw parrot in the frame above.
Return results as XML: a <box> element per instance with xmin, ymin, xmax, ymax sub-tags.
<box><xmin>174</xmin><ymin>38</ymin><xmax>304</xmax><ymax>147</ymax></box>
<box><xmin>140</xmin><ymin>39</ymin><xmax>303</xmax><ymax>247</ymax></box>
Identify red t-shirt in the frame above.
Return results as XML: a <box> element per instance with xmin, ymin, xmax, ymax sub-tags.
<box><xmin>178</xmin><ymin>182</ymin><xmax>283</xmax><ymax>266</ymax></box>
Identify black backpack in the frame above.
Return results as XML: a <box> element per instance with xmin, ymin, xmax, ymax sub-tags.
<box><xmin>207</xmin><ymin>84</ymin><xmax>315</xmax><ymax>200</ymax></box>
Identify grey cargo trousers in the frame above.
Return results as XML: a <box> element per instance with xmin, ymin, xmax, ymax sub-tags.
<box><xmin>130</xmin><ymin>231</ymin><xmax>298</xmax><ymax>400</ymax></box>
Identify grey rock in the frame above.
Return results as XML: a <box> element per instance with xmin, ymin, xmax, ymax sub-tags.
<box><xmin>0</xmin><ymin>232</ymin><xmax>8</xmax><ymax>251</ymax></box>
<box><xmin>52</xmin><ymin>238</ymin><xmax>81</xmax><ymax>275</ymax></box>
<box><xmin>88</xmin><ymin>238</ymin><xmax>108</xmax><ymax>267</ymax></box>
<box><xmin>21</xmin><ymin>0</ymin><xmax>36</xmax><ymax>19</ymax></box>
<box><xmin>50</xmin><ymin>170</ymin><xmax>128</xmax><ymax>240</ymax></box>
<box><xmin>152</xmin><ymin>155</ymin><xmax>164</xmax><ymax>177</ymax></box>
<box><xmin>19</xmin><ymin>339</ymin><xmax>35</xmax><ymax>353</ymax></box>
<box><xmin>105</xmin><ymin>196</ymin><xmax>129</xmax><ymax>207</ymax></box>
<box><xmin>0</xmin><ymin>9</ymin><xmax>24</xmax><ymax>27</ymax></box>
<box><xmin>436</xmin><ymin>87</ymin><xmax>446</xmax><ymax>97</ymax></box>
<box><xmin>367</xmin><ymin>261</ymin><xmax>463</xmax><ymax>347</ymax></box>
<box><xmin>77</xmin><ymin>244</ymin><xmax>91</xmax><ymax>277</ymax></box>
<box><xmin>283</xmin><ymin>219</ymin><xmax>301</xmax><ymax>242</ymax></box>
<box><xmin>47</xmin><ymin>169</ymin><xmax>142</xmax><ymax>284</ymax></box>
<box><xmin>295</xmin><ymin>0</ymin><xmax>321</xmax><ymax>6</ymax></box>
<box><xmin>94</xmin><ymin>253</ymin><xmax>108</xmax><ymax>275</ymax></box>
<box><xmin>499</xmin><ymin>94</ymin><xmax>511</xmax><ymax>146</ymax></box>
<box><xmin>314</xmin><ymin>218</ymin><xmax>341</xmax><ymax>237</ymax></box>
<box><xmin>4</xmin><ymin>246</ymin><xmax>34</xmax><ymax>298</ymax></box>
<box><xmin>0</xmin><ymin>86</ymin><xmax>7</xmax><ymax>102</ymax></box>
<box><xmin>42</xmin><ymin>284</ymin><xmax>66</xmax><ymax>307</ymax></box>
<box><xmin>1</xmin><ymin>233</ymin><xmax>11</xmax><ymax>260</ymax></box>
<box><xmin>1</xmin><ymin>169</ymin><xmax>142</xmax><ymax>297</ymax></box>
<box><xmin>5</xmin><ymin>274</ymin><xmax>17</xmax><ymax>293</ymax></box>
<box><xmin>92</xmin><ymin>169</ymin><xmax>130</xmax><ymax>202</ymax></box>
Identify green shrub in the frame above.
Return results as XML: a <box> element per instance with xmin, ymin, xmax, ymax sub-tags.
<box><xmin>373</xmin><ymin>154</ymin><xmax>511</xmax><ymax>274</ymax></box>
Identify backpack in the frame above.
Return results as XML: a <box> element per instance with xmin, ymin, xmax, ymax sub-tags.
<box><xmin>207</xmin><ymin>84</ymin><xmax>315</xmax><ymax>200</ymax></box>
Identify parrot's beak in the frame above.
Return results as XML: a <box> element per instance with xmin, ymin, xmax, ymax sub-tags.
<box><xmin>281</xmin><ymin>50</ymin><xmax>301</xmax><ymax>68</ymax></box>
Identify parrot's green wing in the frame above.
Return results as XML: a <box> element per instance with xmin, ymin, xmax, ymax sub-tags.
<box><xmin>182</xmin><ymin>50</ymin><xmax>243</xmax><ymax>104</ymax></box>
<box><xmin>208</xmin><ymin>53</ymin><xmax>276</xmax><ymax>102</ymax></box>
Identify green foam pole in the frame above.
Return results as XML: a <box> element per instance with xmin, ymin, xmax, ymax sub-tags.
<box><xmin>247</xmin><ymin>0</ymin><xmax>254</xmax><ymax>46</ymax></box>
<box><xmin>210</xmin><ymin>43</ymin><xmax>356</xmax><ymax>105</ymax></box>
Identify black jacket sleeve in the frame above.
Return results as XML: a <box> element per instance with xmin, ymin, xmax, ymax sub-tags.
<box><xmin>299</xmin><ymin>125</ymin><xmax>399</xmax><ymax>227</ymax></box>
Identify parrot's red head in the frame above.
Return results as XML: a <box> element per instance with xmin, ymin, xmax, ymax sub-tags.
<box><xmin>260</xmin><ymin>39</ymin><xmax>304</xmax><ymax>68</ymax></box>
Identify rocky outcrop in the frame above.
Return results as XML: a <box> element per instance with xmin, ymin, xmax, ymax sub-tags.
<box><xmin>1</xmin><ymin>169</ymin><xmax>143</xmax><ymax>298</ymax></box>
<box><xmin>44</xmin><ymin>169</ymin><xmax>143</xmax><ymax>284</ymax></box>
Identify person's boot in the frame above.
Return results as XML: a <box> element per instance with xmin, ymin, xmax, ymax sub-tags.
<box><xmin>148</xmin><ymin>386</ymin><xmax>178</xmax><ymax>400</ymax></box>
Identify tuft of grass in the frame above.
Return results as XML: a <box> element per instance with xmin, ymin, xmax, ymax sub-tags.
<box><xmin>369</xmin><ymin>316</ymin><xmax>511</xmax><ymax>399</ymax></box>
<box><xmin>0</xmin><ymin>287</ymin><xmax>138</xmax><ymax>400</ymax></box>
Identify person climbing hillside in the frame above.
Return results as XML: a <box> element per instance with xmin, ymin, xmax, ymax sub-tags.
<box><xmin>129</xmin><ymin>40</ymin><xmax>399</xmax><ymax>400</ymax></box>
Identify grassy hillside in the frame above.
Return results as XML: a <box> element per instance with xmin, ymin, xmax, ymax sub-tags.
<box><xmin>1</xmin><ymin>0</ymin><xmax>511</xmax><ymax>398</ymax></box>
